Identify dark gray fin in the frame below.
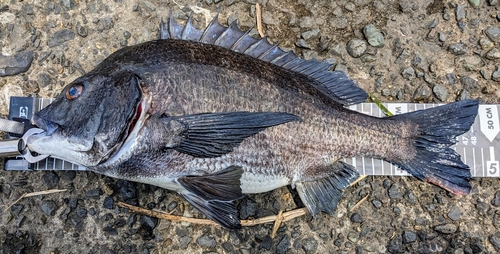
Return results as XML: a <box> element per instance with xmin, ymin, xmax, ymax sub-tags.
<box><xmin>295</xmin><ymin>161</ymin><xmax>360</xmax><ymax>216</ymax></box>
<box><xmin>181</xmin><ymin>193</ymin><xmax>241</xmax><ymax>229</ymax></box>
<box><xmin>390</xmin><ymin>99</ymin><xmax>478</xmax><ymax>195</ymax></box>
<box><xmin>166</xmin><ymin>112</ymin><xmax>299</xmax><ymax>158</ymax></box>
<box><xmin>177</xmin><ymin>166</ymin><xmax>243</xmax><ymax>201</ymax></box>
<box><xmin>159</xmin><ymin>14</ymin><xmax>367</xmax><ymax>105</ymax></box>
<box><xmin>178</xmin><ymin>166</ymin><xmax>243</xmax><ymax>229</ymax></box>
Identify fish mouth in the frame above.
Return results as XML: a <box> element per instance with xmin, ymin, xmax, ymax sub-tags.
<box><xmin>99</xmin><ymin>99</ymin><xmax>150</xmax><ymax>166</ymax></box>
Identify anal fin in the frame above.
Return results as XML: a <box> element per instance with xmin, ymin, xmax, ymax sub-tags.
<box><xmin>177</xmin><ymin>166</ymin><xmax>243</xmax><ymax>229</ymax></box>
<box><xmin>295</xmin><ymin>161</ymin><xmax>359</xmax><ymax>216</ymax></box>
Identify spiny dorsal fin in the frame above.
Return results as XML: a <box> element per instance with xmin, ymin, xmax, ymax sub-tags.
<box><xmin>159</xmin><ymin>13</ymin><xmax>367</xmax><ymax>105</ymax></box>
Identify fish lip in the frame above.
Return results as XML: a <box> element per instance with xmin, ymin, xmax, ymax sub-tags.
<box><xmin>32</xmin><ymin>114</ymin><xmax>60</xmax><ymax>136</ymax></box>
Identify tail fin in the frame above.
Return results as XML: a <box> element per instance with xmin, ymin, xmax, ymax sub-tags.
<box><xmin>392</xmin><ymin>100</ymin><xmax>479</xmax><ymax>195</ymax></box>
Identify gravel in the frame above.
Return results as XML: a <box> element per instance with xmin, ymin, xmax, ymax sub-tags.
<box><xmin>1</xmin><ymin>0</ymin><xmax>500</xmax><ymax>253</ymax></box>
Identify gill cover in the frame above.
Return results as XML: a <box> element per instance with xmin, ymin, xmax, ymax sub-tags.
<box><xmin>32</xmin><ymin>70</ymin><xmax>142</xmax><ymax>166</ymax></box>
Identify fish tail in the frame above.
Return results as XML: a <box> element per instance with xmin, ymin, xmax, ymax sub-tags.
<box><xmin>391</xmin><ymin>99</ymin><xmax>479</xmax><ymax>195</ymax></box>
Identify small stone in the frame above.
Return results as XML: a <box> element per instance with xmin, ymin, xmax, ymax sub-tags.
<box><xmin>301</xmin><ymin>238</ymin><xmax>318</xmax><ymax>254</ymax></box>
<box><xmin>402</xmin><ymin>231</ymin><xmax>417</xmax><ymax>244</ymax></box>
<box><xmin>350</xmin><ymin>213</ymin><xmax>363</xmax><ymax>223</ymax></box>
<box><xmin>489</xmin><ymin>235</ymin><xmax>500</xmax><ymax>252</ymax></box>
<box><xmin>468</xmin><ymin>0</ymin><xmax>481</xmax><ymax>7</ymax></box>
<box><xmin>277</xmin><ymin>235</ymin><xmax>290</xmax><ymax>254</ymax></box>
<box><xmin>167</xmin><ymin>201</ymin><xmax>178</xmax><ymax>212</ymax></box>
<box><xmin>434</xmin><ymin>224</ymin><xmax>457</xmax><ymax>234</ymax></box>
<box><xmin>296</xmin><ymin>39</ymin><xmax>312</xmax><ymax>49</ymax></box>
<box><xmin>301</xmin><ymin>29</ymin><xmax>320</xmax><ymax>40</ymax></box>
<box><xmin>103</xmin><ymin>197</ymin><xmax>114</xmax><ymax>209</ymax></box>
<box><xmin>346</xmin><ymin>39</ymin><xmax>367</xmax><ymax>58</ymax></box>
<box><xmin>42</xmin><ymin>171</ymin><xmax>60</xmax><ymax>188</ymax></box>
<box><xmin>142</xmin><ymin>0</ymin><xmax>157</xmax><ymax>11</ymax></box>
<box><xmin>179</xmin><ymin>236</ymin><xmax>192</xmax><ymax>249</ymax></box>
<box><xmin>388</xmin><ymin>183</ymin><xmax>402</xmax><ymax>199</ymax></box>
<box><xmin>77</xmin><ymin>208</ymin><xmax>87</xmax><ymax>218</ymax></box>
<box><xmin>447</xmin><ymin>43</ymin><xmax>467</xmax><ymax>55</ymax></box>
<box><xmin>455</xmin><ymin>4</ymin><xmax>465</xmax><ymax>21</ymax></box>
<box><xmin>486</xmin><ymin>48</ymin><xmax>500</xmax><ymax>60</ymax></box>
<box><xmin>433</xmin><ymin>84</ymin><xmax>448</xmax><ymax>101</ymax></box>
<box><xmin>139</xmin><ymin>215</ymin><xmax>158</xmax><ymax>229</ymax></box>
<box><xmin>485</xmin><ymin>27</ymin><xmax>500</xmax><ymax>42</ymax></box>
<box><xmin>102</xmin><ymin>17</ymin><xmax>114</xmax><ymax>30</ymax></box>
<box><xmin>48</xmin><ymin>29</ymin><xmax>75</xmax><ymax>47</ymax></box>
<box><xmin>363</xmin><ymin>24</ymin><xmax>385</xmax><ymax>47</ymax></box>
<box><xmin>438</xmin><ymin>32</ymin><xmax>447</xmax><ymax>42</ymax></box>
<box><xmin>428</xmin><ymin>18</ymin><xmax>439</xmax><ymax>29</ymax></box>
<box><xmin>458</xmin><ymin>89</ymin><xmax>471</xmax><ymax>100</ymax></box>
<box><xmin>0</xmin><ymin>51</ymin><xmax>35</xmax><ymax>77</ymax></box>
<box><xmin>10</xmin><ymin>204</ymin><xmax>24</xmax><ymax>217</ymax></box>
<box><xmin>480</xmin><ymin>38</ymin><xmax>495</xmax><ymax>50</ymax></box>
<box><xmin>347</xmin><ymin>232</ymin><xmax>359</xmax><ymax>243</ymax></box>
<box><xmin>239</xmin><ymin>198</ymin><xmax>257</xmax><ymax>219</ymax></box>
<box><xmin>85</xmin><ymin>188</ymin><xmax>103</xmax><ymax>197</ymax></box>
<box><xmin>461</xmin><ymin>76</ymin><xmax>479</xmax><ymax>92</ymax></box>
<box><xmin>414</xmin><ymin>84</ymin><xmax>432</xmax><ymax>102</ymax></box>
<box><xmin>197</xmin><ymin>234</ymin><xmax>216</xmax><ymax>248</ymax></box>
<box><xmin>76</xmin><ymin>23</ymin><xmax>87</xmax><ymax>37</ymax></box>
<box><xmin>387</xmin><ymin>235</ymin><xmax>403</xmax><ymax>253</ymax></box>
<box><xmin>448</xmin><ymin>205</ymin><xmax>461</xmax><ymax>220</ymax></box>
<box><xmin>372</xmin><ymin>199</ymin><xmax>382</xmax><ymax>208</ymax></box>
<box><xmin>480</xmin><ymin>69</ymin><xmax>492</xmax><ymax>80</ymax></box>
<box><xmin>491</xmin><ymin>66</ymin><xmax>500</xmax><ymax>82</ymax></box>
<box><xmin>401</xmin><ymin>66</ymin><xmax>415</xmax><ymax>80</ymax></box>
<box><xmin>41</xmin><ymin>200</ymin><xmax>58</xmax><ymax>216</ymax></box>
<box><xmin>492</xmin><ymin>190</ymin><xmax>500</xmax><ymax>207</ymax></box>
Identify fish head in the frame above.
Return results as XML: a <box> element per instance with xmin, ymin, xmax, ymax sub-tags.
<box><xmin>27</xmin><ymin>70</ymin><xmax>143</xmax><ymax>167</ymax></box>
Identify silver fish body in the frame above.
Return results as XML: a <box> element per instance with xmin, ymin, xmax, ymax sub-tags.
<box><xmin>27</xmin><ymin>16</ymin><xmax>478</xmax><ymax>229</ymax></box>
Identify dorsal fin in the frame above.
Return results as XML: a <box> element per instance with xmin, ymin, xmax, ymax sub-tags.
<box><xmin>159</xmin><ymin>14</ymin><xmax>367</xmax><ymax>105</ymax></box>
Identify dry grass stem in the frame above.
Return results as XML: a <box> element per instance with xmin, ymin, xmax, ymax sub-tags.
<box><xmin>117</xmin><ymin>201</ymin><xmax>308</xmax><ymax>228</ymax></box>
<box><xmin>270</xmin><ymin>210</ymin><xmax>284</xmax><ymax>238</ymax></box>
<box><xmin>4</xmin><ymin>189</ymin><xmax>67</xmax><ymax>212</ymax></box>
<box><xmin>349</xmin><ymin>193</ymin><xmax>370</xmax><ymax>212</ymax></box>
<box><xmin>350</xmin><ymin>175</ymin><xmax>367</xmax><ymax>186</ymax></box>
<box><xmin>256</xmin><ymin>3</ymin><xmax>264</xmax><ymax>37</ymax></box>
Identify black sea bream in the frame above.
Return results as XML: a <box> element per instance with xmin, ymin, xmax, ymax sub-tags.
<box><xmin>27</xmin><ymin>15</ymin><xmax>479</xmax><ymax>228</ymax></box>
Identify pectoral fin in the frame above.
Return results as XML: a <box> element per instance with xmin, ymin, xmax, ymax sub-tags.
<box><xmin>177</xmin><ymin>166</ymin><xmax>244</xmax><ymax>229</ymax></box>
<box><xmin>164</xmin><ymin>111</ymin><xmax>299</xmax><ymax>158</ymax></box>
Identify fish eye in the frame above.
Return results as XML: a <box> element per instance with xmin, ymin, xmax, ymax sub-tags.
<box><xmin>65</xmin><ymin>83</ymin><xmax>84</xmax><ymax>100</ymax></box>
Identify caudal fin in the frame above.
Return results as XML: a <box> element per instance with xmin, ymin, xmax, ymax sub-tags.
<box><xmin>392</xmin><ymin>100</ymin><xmax>479</xmax><ymax>195</ymax></box>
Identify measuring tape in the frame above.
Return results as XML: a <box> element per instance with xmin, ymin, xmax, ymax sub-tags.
<box><xmin>3</xmin><ymin>96</ymin><xmax>500</xmax><ymax>177</ymax></box>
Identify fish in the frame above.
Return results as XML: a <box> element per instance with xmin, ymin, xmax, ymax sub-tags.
<box><xmin>26</xmin><ymin>14</ymin><xmax>479</xmax><ymax>229</ymax></box>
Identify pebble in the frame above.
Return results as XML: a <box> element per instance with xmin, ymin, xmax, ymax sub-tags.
<box><xmin>402</xmin><ymin>231</ymin><xmax>417</xmax><ymax>244</ymax></box>
<box><xmin>179</xmin><ymin>236</ymin><xmax>192</xmax><ymax>249</ymax></box>
<box><xmin>372</xmin><ymin>199</ymin><xmax>382</xmax><ymax>208</ymax></box>
<box><xmin>447</xmin><ymin>43</ymin><xmax>467</xmax><ymax>55</ymax></box>
<box><xmin>0</xmin><ymin>51</ymin><xmax>35</xmax><ymax>77</ymax></box>
<box><xmin>363</xmin><ymin>24</ymin><xmax>385</xmax><ymax>47</ymax></box>
<box><xmin>491</xmin><ymin>66</ymin><xmax>500</xmax><ymax>82</ymax></box>
<box><xmin>197</xmin><ymin>234</ymin><xmax>216</xmax><ymax>248</ymax></box>
<box><xmin>491</xmin><ymin>190</ymin><xmax>500</xmax><ymax>206</ymax></box>
<box><xmin>40</xmin><ymin>200</ymin><xmax>58</xmax><ymax>216</ymax></box>
<box><xmin>413</xmin><ymin>84</ymin><xmax>432</xmax><ymax>101</ymax></box>
<box><xmin>102</xmin><ymin>17</ymin><xmax>114</xmax><ymax>30</ymax></box>
<box><xmin>350</xmin><ymin>213</ymin><xmax>364</xmax><ymax>223</ymax></box>
<box><xmin>401</xmin><ymin>66</ymin><xmax>415</xmax><ymax>80</ymax></box>
<box><xmin>461</xmin><ymin>76</ymin><xmax>479</xmax><ymax>92</ymax></box>
<box><xmin>48</xmin><ymin>29</ymin><xmax>75</xmax><ymax>47</ymax></box>
<box><xmin>301</xmin><ymin>29</ymin><xmax>320</xmax><ymax>40</ymax></box>
<box><xmin>103</xmin><ymin>197</ymin><xmax>114</xmax><ymax>209</ymax></box>
<box><xmin>347</xmin><ymin>231</ymin><xmax>359</xmax><ymax>243</ymax></box>
<box><xmin>139</xmin><ymin>215</ymin><xmax>158</xmax><ymax>229</ymax></box>
<box><xmin>301</xmin><ymin>238</ymin><xmax>318</xmax><ymax>254</ymax></box>
<box><xmin>485</xmin><ymin>47</ymin><xmax>500</xmax><ymax>60</ymax></box>
<box><xmin>238</xmin><ymin>198</ymin><xmax>257</xmax><ymax>219</ymax></box>
<box><xmin>388</xmin><ymin>183</ymin><xmax>402</xmax><ymax>199</ymax></box>
<box><xmin>346</xmin><ymin>39</ymin><xmax>367</xmax><ymax>58</ymax></box>
<box><xmin>85</xmin><ymin>188</ymin><xmax>103</xmax><ymax>198</ymax></box>
<box><xmin>489</xmin><ymin>235</ymin><xmax>500</xmax><ymax>252</ymax></box>
<box><xmin>296</xmin><ymin>39</ymin><xmax>312</xmax><ymax>49</ymax></box>
<box><xmin>438</xmin><ymin>32</ymin><xmax>447</xmax><ymax>42</ymax></box>
<box><xmin>42</xmin><ymin>172</ymin><xmax>60</xmax><ymax>188</ymax></box>
<box><xmin>448</xmin><ymin>204</ymin><xmax>461</xmax><ymax>221</ymax></box>
<box><xmin>479</xmin><ymin>38</ymin><xmax>495</xmax><ymax>50</ymax></box>
<box><xmin>77</xmin><ymin>208</ymin><xmax>87</xmax><ymax>218</ymax></box>
<box><xmin>434</xmin><ymin>224</ymin><xmax>457</xmax><ymax>234</ymax></box>
<box><xmin>276</xmin><ymin>235</ymin><xmax>290</xmax><ymax>254</ymax></box>
<box><xmin>114</xmin><ymin>179</ymin><xmax>138</xmax><ymax>205</ymax></box>
<box><xmin>485</xmin><ymin>27</ymin><xmax>500</xmax><ymax>42</ymax></box>
<box><xmin>10</xmin><ymin>204</ymin><xmax>24</xmax><ymax>217</ymax></box>
<box><xmin>455</xmin><ymin>4</ymin><xmax>465</xmax><ymax>22</ymax></box>
<box><xmin>387</xmin><ymin>235</ymin><xmax>403</xmax><ymax>253</ymax></box>
<box><xmin>433</xmin><ymin>84</ymin><xmax>448</xmax><ymax>101</ymax></box>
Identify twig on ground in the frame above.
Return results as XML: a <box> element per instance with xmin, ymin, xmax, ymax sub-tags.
<box><xmin>270</xmin><ymin>210</ymin><xmax>284</xmax><ymax>238</ymax></box>
<box><xmin>256</xmin><ymin>3</ymin><xmax>265</xmax><ymax>37</ymax></box>
<box><xmin>349</xmin><ymin>193</ymin><xmax>370</xmax><ymax>212</ymax></box>
<box><xmin>117</xmin><ymin>201</ymin><xmax>308</xmax><ymax>228</ymax></box>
